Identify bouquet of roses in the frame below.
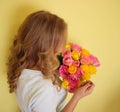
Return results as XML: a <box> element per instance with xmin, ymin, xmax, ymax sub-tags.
<box><xmin>58</xmin><ymin>43</ymin><xmax>100</xmax><ymax>93</ymax></box>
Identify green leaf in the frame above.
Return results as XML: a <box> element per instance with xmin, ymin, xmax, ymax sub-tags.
<box><xmin>57</xmin><ymin>53</ymin><xmax>63</xmax><ymax>65</ymax></box>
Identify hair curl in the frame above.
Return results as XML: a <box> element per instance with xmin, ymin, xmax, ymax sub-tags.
<box><xmin>7</xmin><ymin>10</ymin><xmax>67</xmax><ymax>93</ymax></box>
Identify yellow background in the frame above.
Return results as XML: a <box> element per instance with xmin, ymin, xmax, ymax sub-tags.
<box><xmin>0</xmin><ymin>0</ymin><xmax>120</xmax><ymax>112</ymax></box>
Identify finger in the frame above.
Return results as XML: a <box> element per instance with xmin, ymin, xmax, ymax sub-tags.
<box><xmin>87</xmin><ymin>80</ymin><xmax>93</xmax><ymax>84</ymax></box>
<box><xmin>81</xmin><ymin>80</ymin><xmax>90</xmax><ymax>86</ymax></box>
<box><xmin>87</xmin><ymin>81</ymin><xmax>95</xmax><ymax>86</ymax></box>
<box><xmin>83</xmin><ymin>82</ymin><xmax>91</xmax><ymax>89</ymax></box>
<box><xmin>86</xmin><ymin>84</ymin><xmax>95</xmax><ymax>94</ymax></box>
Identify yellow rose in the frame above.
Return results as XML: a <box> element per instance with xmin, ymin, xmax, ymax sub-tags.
<box><xmin>80</xmin><ymin>65</ymin><xmax>89</xmax><ymax>74</ymax></box>
<box><xmin>81</xmin><ymin>49</ymin><xmax>90</xmax><ymax>56</ymax></box>
<box><xmin>65</xmin><ymin>44</ymin><xmax>71</xmax><ymax>49</ymax></box>
<box><xmin>82</xmin><ymin>74</ymin><xmax>91</xmax><ymax>80</ymax></box>
<box><xmin>81</xmin><ymin>65</ymin><xmax>97</xmax><ymax>75</ymax></box>
<box><xmin>88</xmin><ymin>65</ymin><xmax>96</xmax><ymax>74</ymax></box>
<box><xmin>71</xmin><ymin>50</ymin><xmax>80</xmax><ymax>60</ymax></box>
<box><xmin>68</xmin><ymin>65</ymin><xmax>77</xmax><ymax>74</ymax></box>
<box><xmin>62</xmin><ymin>79</ymin><xmax>69</xmax><ymax>89</ymax></box>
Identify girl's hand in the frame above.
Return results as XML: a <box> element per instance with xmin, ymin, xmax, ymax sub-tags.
<box><xmin>73</xmin><ymin>80</ymin><xmax>95</xmax><ymax>101</ymax></box>
<box><xmin>61</xmin><ymin>81</ymin><xmax>95</xmax><ymax>112</ymax></box>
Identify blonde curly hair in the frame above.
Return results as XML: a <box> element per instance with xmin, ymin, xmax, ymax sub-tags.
<box><xmin>7</xmin><ymin>10</ymin><xmax>67</xmax><ymax>93</ymax></box>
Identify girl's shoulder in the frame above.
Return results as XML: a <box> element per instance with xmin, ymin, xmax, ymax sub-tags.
<box><xmin>18</xmin><ymin>68</ymin><xmax>53</xmax><ymax>88</ymax></box>
<box><xmin>16</xmin><ymin>68</ymin><xmax>67</xmax><ymax>96</ymax></box>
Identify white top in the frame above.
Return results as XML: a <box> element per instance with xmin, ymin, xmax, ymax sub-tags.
<box><xmin>15</xmin><ymin>69</ymin><xmax>67</xmax><ymax>112</ymax></box>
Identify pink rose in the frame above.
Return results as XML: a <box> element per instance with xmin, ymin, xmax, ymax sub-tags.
<box><xmin>68</xmin><ymin>85</ymin><xmax>77</xmax><ymax>93</ymax></box>
<box><xmin>62</xmin><ymin>49</ymin><xmax>71</xmax><ymax>57</ymax></box>
<box><xmin>68</xmin><ymin>75</ymin><xmax>79</xmax><ymax>86</ymax></box>
<box><xmin>59</xmin><ymin>65</ymin><xmax>69</xmax><ymax>79</ymax></box>
<box><xmin>81</xmin><ymin>55</ymin><xmax>91</xmax><ymax>65</ymax></box>
<box><xmin>72</xmin><ymin>60</ymin><xmax>80</xmax><ymax>67</ymax></box>
<box><xmin>63</xmin><ymin>55</ymin><xmax>73</xmax><ymax>66</ymax></box>
<box><xmin>89</xmin><ymin>55</ymin><xmax>100</xmax><ymax>67</ymax></box>
<box><xmin>75</xmin><ymin>68</ymin><xmax>83</xmax><ymax>77</ymax></box>
<box><xmin>70</xmin><ymin>43</ymin><xmax>82</xmax><ymax>52</ymax></box>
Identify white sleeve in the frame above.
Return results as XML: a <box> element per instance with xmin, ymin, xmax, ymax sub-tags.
<box><xmin>26</xmin><ymin>82</ymin><xmax>58</xmax><ymax>112</ymax></box>
<box><xmin>56</xmin><ymin>88</ymin><xmax>67</xmax><ymax>112</ymax></box>
<box><xmin>56</xmin><ymin>99</ymin><xmax>66</xmax><ymax>112</ymax></box>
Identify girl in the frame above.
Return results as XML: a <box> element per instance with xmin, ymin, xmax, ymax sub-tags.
<box><xmin>7</xmin><ymin>10</ymin><xmax>95</xmax><ymax>112</ymax></box>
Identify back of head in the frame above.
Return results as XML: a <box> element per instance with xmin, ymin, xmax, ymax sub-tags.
<box><xmin>7</xmin><ymin>10</ymin><xmax>67</xmax><ymax>93</ymax></box>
